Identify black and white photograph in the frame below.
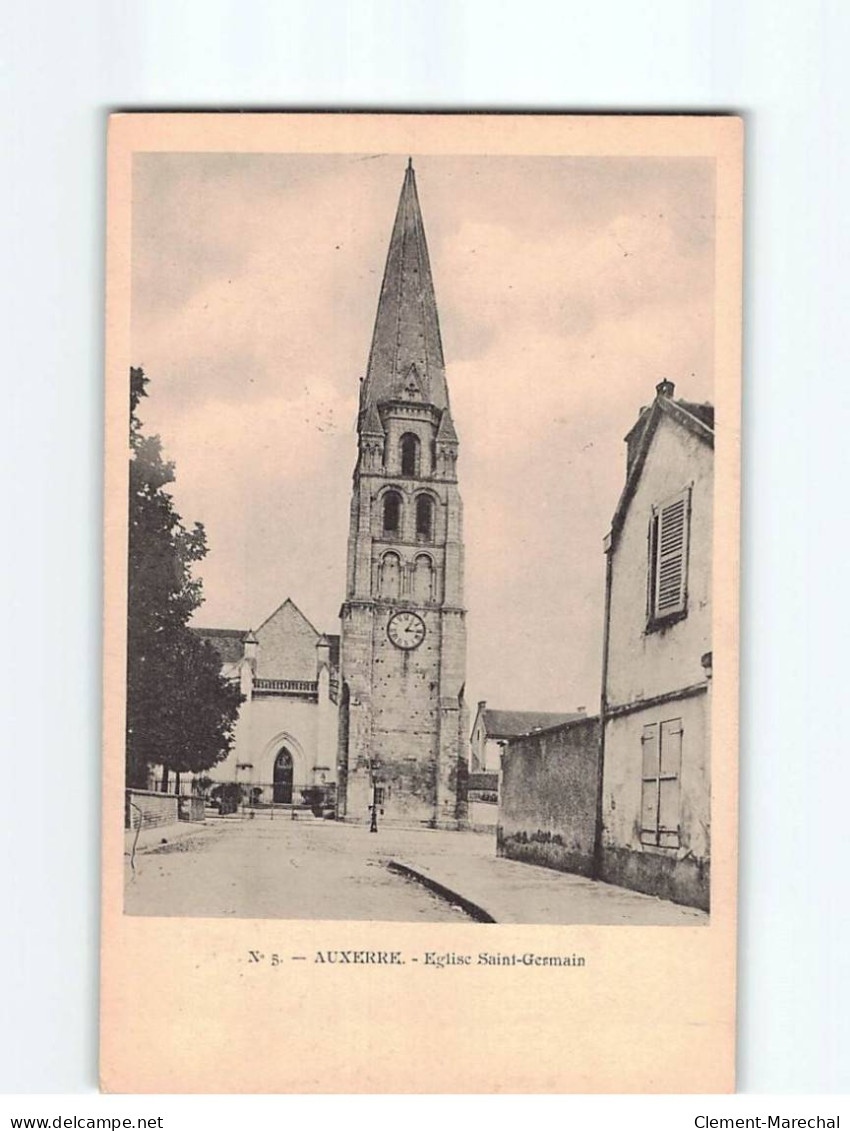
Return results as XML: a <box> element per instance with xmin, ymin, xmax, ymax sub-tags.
<box><xmin>123</xmin><ymin>142</ymin><xmax>722</xmax><ymax>926</ymax></box>
<box><xmin>8</xmin><ymin>0</ymin><xmax>850</xmax><ymax>1106</ymax></box>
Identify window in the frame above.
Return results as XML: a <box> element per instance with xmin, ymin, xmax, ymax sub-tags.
<box><xmin>383</xmin><ymin>491</ymin><xmax>401</xmax><ymax>535</ymax></box>
<box><xmin>400</xmin><ymin>433</ymin><xmax>420</xmax><ymax>477</ymax></box>
<box><xmin>640</xmin><ymin>719</ymin><xmax>682</xmax><ymax>848</ymax></box>
<box><xmin>379</xmin><ymin>552</ymin><xmax>401</xmax><ymax>598</ymax></box>
<box><xmin>415</xmin><ymin>495</ymin><xmax>433</xmax><ymax>540</ymax></box>
<box><xmin>413</xmin><ymin>554</ymin><xmax>433</xmax><ymax>603</ymax></box>
<box><xmin>648</xmin><ymin>488</ymin><xmax>690</xmax><ymax>623</ymax></box>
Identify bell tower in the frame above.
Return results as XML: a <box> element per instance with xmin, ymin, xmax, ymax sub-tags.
<box><xmin>336</xmin><ymin>160</ymin><xmax>468</xmax><ymax>828</ymax></box>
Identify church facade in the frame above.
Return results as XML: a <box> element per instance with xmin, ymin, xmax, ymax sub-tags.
<box><xmin>336</xmin><ymin>161</ymin><xmax>469</xmax><ymax>828</ymax></box>
<box><xmin>190</xmin><ymin>598</ymin><xmax>339</xmax><ymax>804</ymax></box>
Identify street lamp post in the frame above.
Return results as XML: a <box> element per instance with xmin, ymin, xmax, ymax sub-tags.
<box><xmin>369</xmin><ymin>759</ymin><xmax>381</xmax><ymax>833</ymax></box>
<box><xmin>369</xmin><ymin>782</ymin><xmax>379</xmax><ymax>833</ymax></box>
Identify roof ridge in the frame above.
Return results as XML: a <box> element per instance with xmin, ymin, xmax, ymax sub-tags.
<box><xmin>192</xmin><ymin>626</ymin><xmax>249</xmax><ymax>636</ymax></box>
<box><xmin>254</xmin><ymin>596</ymin><xmax>320</xmax><ymax>638</ymax></box>
<box><xmin>609</xmin><ymin>388</ymin><xmax>714</xmax><ymax>545</ymax></box>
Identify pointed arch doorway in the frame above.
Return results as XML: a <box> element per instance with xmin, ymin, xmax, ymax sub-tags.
<box><xmin>273</xmin><ymin>747</ymin><xmax>294</xmax><ymax>804</ymax></box>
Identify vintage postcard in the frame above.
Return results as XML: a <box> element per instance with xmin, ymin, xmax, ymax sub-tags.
<box><xmin>101</xmin><ymin>113</ymin><xmax>742</xmax><ymax>1092</ymax></box>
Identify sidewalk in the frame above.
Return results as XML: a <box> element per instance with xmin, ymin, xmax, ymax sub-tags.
<box><xmin>387</xmin><ymin>832</ymin><xmax>707</xmax><ymax>925</ymax></box>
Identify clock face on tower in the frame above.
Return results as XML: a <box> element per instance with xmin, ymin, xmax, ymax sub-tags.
<box><xmin>387</xmin><ymin>610</ymin><xmax>426</xmax><ymax>650</ymax></box>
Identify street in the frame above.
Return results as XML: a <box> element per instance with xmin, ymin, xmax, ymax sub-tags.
<box><xmin>124</xmin><ymin>816</ymin><xmax>707</xmax><ymax>925</ymax></box>
<box><xmin>125</xmin><ymin>818</ymin><xmax>477</xmax><ymax>921</ymax></box>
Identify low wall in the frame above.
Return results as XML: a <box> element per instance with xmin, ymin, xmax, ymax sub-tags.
<box><xmin>600</xmin><ymin>845</ymin><xmax>709</xmax><ymax>912</ymax></box>
<box><xmin>497</xmin><ymin>715</ymin><xmax>600</xmax><ymax>878</ymax></box>
<box><xmin>125</xmin><ymin>789</ymin><xmax>179</xmax><ymax>831</ymax></box>
<box><xmin>468</xmin><ymin>799</ymin><xmax>498</xmax><ymax>830</ymax></box>
<box><xmin>179</xmin><ymin>795</ymin><xmax>206</xmax><ymax>823</ymax></box>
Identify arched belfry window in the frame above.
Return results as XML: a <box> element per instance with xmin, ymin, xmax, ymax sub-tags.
<box><xmin>413</xmin><ymin>554</ymin><xmax>434</xmax><ymax>604</ymax></box>
<box><xmin>383</xmin><ymin>491</ymin><xmax>401</xmax><ymax>535</ymax></box>
<box><xmin>416</xmin><ymin>495</ymin><xmax>434</xmax><ymax>541</ymax></box>
<box><xmin>380</xmin><ymin>552</ymin><xmax>401</xmax><ymax>599</ymax></box>
<box><xmin>400</xmin><ymin>433</ymin><xmax>420</xmax><ymax>477</ymax></box>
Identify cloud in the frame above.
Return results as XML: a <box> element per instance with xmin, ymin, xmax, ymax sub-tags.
<box><xmin>132</xmin><ymin>153</ymin><xmax>715</xmax><ymax>712</ymax></box>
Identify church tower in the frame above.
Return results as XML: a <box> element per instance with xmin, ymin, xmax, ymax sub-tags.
<box><xmin>336</xmin><ymin>160</ymin><xmax>468</xmax><ymax>828</ymax></box>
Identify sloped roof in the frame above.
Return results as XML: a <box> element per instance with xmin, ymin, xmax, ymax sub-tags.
<box><xmin>481</xmin><ymin>709</ymin><xmax>587</xmax><ymax>739</ymax></box>
<box><xmin>193</xmin><ymin>599</ymin><xmax>334</xmax><ymax>669</ymax></box>
<box><xmin>359</xmin><ymin>160</ymin><xmax>454</xmax><ymax>433</ymax></box>
<box><xmin>436</xmin><ymin>408</ymin><xmax>458</xmax><ymax>443</ymax></box>
<box><xmin>677</xmin><ymin>400</ymin><xmax>714</xmax><ymax>429</ymax></box>
<box><xmin>192</xmin><ymin>627</ymin><xmax>248</xmax><ymax>665</ymax></box>
<box><xmin>254</xmin><ymin>596</ymin><xmax>320</xmax><ymax>638</ymax></box>
<box><xmin>611</xmin><ymin>386</ymin><xmax>714</xmax><ymax>546</ymax></box>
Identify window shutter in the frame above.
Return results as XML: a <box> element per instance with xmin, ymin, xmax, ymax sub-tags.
<box><xmin>658</xmin><ymin>719</ymin><xmax>683</xmax><ymax>848</ymax></box>
<box><xmin>641</xmin><ymin>722</ymin><xmax>658</xmax><ymax>779</ymax></box>
<box><xmin>654</xmin><ymin>489</ymin><xmax>690</xmax><ymax>616</ymax></box>
<box><xmin>640</xmin><ymin>724</ymin><xmax>659</xmax><ymax>844</ymax></box>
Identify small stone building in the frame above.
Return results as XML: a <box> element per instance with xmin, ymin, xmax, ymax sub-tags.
<box><xmin>469</xmin><ymin>702</ymin><xmax>586</xmax><ymax>773</ymax></box>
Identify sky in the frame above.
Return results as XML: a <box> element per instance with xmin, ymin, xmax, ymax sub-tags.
<box><xmin>131</xmin><ymin>152</ymin><xmax>715</xmax><ymax>714</ymax></box>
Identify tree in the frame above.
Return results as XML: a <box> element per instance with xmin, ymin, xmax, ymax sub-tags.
<box><xmin>126</xmin><ymin>367</ymin><xmax>243</xmax><ymax>790</ymax></box>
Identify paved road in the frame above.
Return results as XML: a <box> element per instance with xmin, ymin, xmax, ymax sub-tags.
<box><xmin>124</xmin><ymin>817</ymin><xmax>706</xmax><ymax>924</ymax></box>
<box><xmin>124</xmin><ymin>818</ymin><xmax>475</xmax><ymax>922</ymax></box>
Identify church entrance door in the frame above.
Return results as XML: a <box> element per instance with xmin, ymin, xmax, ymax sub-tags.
<box><xmin>273</xmin><ymin>748</ymin><xmax>294</xmax><ymax>804</ymax></box>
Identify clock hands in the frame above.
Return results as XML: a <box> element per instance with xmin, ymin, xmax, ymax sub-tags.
<box><xmin>388</xmin><ymin>611</ymin><xmax>425</xmax><ymax>649</ymax></box>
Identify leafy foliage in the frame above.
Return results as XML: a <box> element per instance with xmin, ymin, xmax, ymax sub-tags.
<box><xmin>126</xmin><ymin>368</ymin><xmax>243</xmax><ymax>789</ymax></box>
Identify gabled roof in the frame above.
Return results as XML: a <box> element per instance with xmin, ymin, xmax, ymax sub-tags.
<box><xmin>360</xmin><ymin>400</ymin><xmax>385</xmax><ymax>436</ymax></box>
<box><xmin>359</xmin><ymin>160</ymin><xmax>452</xmax><ymax>431</ymax></box>
<box><xmin>436</xmin><ymin>407</ymin><xmax>458</xmax><ymax>443</ymax></box>
<box><xmin>677</xmin><ymin>400</ymin><xmax>714</xmax><ymax>429</ymax></box>
<box><xmin>192</xmin><ymin>627</ymin><xmax>248</xmax><ymax>665</ymax></box>
<box><xmin>254</xmin><ymin>596</ymin><xmax>320</xmax><ymax>639</ymax></box>
<box><xmin>610</xmin><ymin>384</ymin><xmax>714</xmax><ymax>547</ymax></box>
<box><xmin>480</xmin><ymin>709</ymin><xmax>587</xmax><ymax>739</ymax></box>
<box><xmin>194</xmin><ymin>599</ymin><xmax>332</xmax><ymax>668</ymax></box>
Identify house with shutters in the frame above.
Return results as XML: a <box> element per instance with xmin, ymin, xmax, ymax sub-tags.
<box><xmin>599</xmin><ymin>379</ymin><xmax>714</xmax><ymax>911</ymax></box>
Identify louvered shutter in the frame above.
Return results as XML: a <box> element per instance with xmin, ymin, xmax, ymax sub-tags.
<box><xmin>654</xmin><ymin>489</ymin><xmax>690</xmax><ymax>617</ymax></box>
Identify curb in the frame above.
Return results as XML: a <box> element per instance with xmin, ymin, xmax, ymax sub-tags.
<box><xmin>387</xmin><ymin>860</ymin><xmax>497</xmax><ymax>923</ymax></box>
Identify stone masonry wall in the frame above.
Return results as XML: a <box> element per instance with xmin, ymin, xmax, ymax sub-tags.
<box><xmin>497</xmin><ymin>716</ymin><xmax>600</xmax><ymax>877</ymax></box>
<box><xmin>125</xmin><ymin>789</ymin><xmax>179</xmax><ymax>831</ymax></box>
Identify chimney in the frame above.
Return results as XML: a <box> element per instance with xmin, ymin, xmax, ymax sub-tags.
<box><xmin>243</xmin><ymin>630</ymin><xmax>258</xmax><ymax>664</ymax></box>
<box><xmin>478</xmin><ymin>700</ymin><xmax>487</xmax><ymax>711</ymax></box>
<box><xmin>656</xmin><ymin>378</ymin><xmax>675</xmax><ymax>399</ymax></box>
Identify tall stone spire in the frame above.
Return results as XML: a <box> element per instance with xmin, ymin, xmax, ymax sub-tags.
<box><xmin>338</xmin><ymin>161</ymin><xmax>467</xmax><ymax>829</ymax></box>
<box><xmin>359</xmin><ymin>160</ymin><xmax>453</xmax><ymax>434</ymax></box>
